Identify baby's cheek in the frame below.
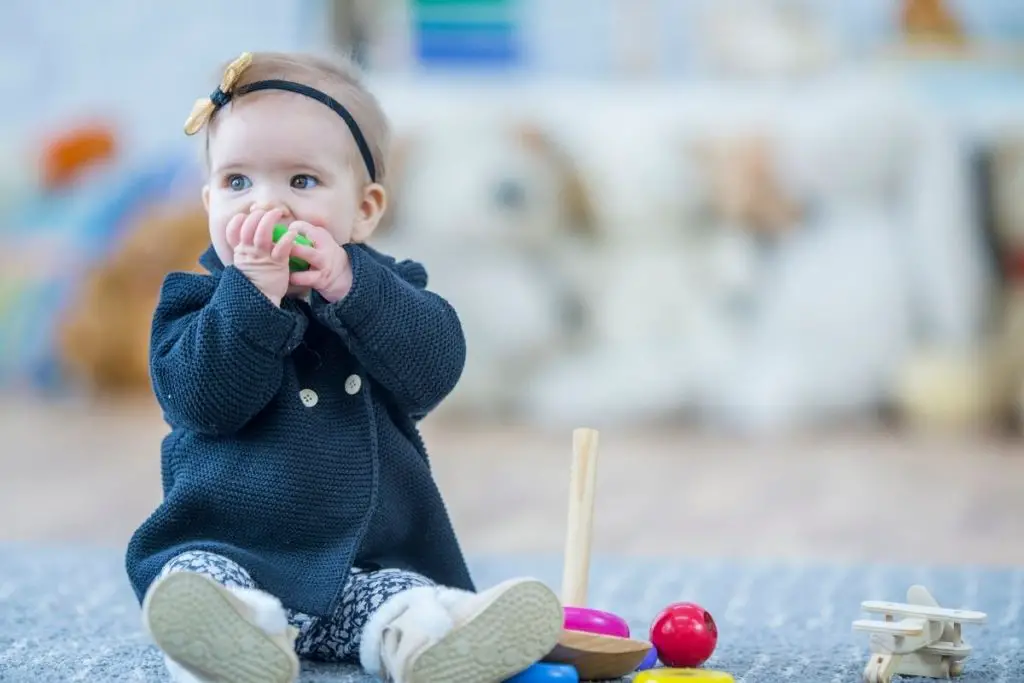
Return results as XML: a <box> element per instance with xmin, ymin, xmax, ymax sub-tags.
<box><xmin>296</xmin><ymin>196</ymin><xmax>353</xmax><ymax>241</ymax></box>
<box><xmin>296</xmin><ymin>213</ymin><xmax>347</xmax><ymax>243</ymax></box>
<box><xmin>209</xmin><ymin>222</ymin><xmax>234</xmax><ymax>265</ymax></box>
<box><xmin>324</xmin><ymin>215</ymin><xmax>358</xmax><ymax>244</ymax></box>
<box><xmin>214</xmin><ymin>243</ymin><xmax>234</xmax><ymax>266</ymax></box>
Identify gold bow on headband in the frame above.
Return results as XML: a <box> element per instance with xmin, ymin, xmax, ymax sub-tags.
<box><xmin>183</xmin><ymin>52</ymin><xmax>254</xmax><ymax>136</ymax></box>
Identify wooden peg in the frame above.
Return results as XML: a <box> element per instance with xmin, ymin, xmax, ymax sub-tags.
<box><xmin>561</xmin><ymin>427</ymin><xmax>599</xmax><ymax>607</ymax></box>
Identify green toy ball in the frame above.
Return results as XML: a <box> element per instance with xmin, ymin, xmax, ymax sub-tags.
<box><xmin>272</xmin><ymin>224</ymin><xmax>314</xmax><ymax>271</ymax></box>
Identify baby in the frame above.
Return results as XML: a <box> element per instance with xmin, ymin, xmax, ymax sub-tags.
<box><xmin>124</xmin><ymin>51</ymin><xmax>564</xmax><ymax>683</ymax></box>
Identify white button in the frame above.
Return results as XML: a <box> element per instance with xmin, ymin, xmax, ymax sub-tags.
<box><xmin>345</xmin><ymin>374</ymin><xmax>362</xmax><ymax>395</ymax></box>
<box><xmin>299</xmin><ymin>388</ymin><xmax>319</xmax><ymax>407</ymax></box>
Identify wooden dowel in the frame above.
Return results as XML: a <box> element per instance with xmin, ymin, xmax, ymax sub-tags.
<box><xmin>561</xmin><ymin>427</ymin><xmax>600</xmax><ymax>607</ymax></box>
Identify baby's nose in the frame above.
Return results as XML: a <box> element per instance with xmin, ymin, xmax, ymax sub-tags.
<box><xmin>250</xmin><ymin>201</ymin><xmax>292</xmax><ymax>220</ymax></box>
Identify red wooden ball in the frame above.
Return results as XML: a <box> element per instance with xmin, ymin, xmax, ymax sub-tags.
<box><xmin>649</xmin><ymin>602</ymin><xmax>718</xmax><ymax>668</ymax></box>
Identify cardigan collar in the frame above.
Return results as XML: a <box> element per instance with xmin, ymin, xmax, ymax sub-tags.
<box><xmin>199</xmin><ymin>244</ymin><xmax>225</xmax><ymax>273</ymax></box>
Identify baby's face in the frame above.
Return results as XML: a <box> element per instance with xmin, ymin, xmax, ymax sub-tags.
<box><xmin>202</xmin><ymin>92</ymin><xmax>365</xmax><ymax>267</ymax></box>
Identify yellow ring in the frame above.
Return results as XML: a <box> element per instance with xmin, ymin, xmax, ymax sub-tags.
<box><xmin>634</xmin><ymin>669</ymin><xmax>735</xmax><ymax>682</ymax></box>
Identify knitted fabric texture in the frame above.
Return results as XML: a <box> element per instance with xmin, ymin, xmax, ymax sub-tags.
<box><xmin>124</xmin><ymin>243</ymin><xmax>475</xmax><ymax>618</ymax></box>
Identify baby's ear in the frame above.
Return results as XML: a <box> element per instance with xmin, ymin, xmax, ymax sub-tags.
<box><xmin>351</xmin><ymin>182</ymin><xmax>387</xmax><ymax>243</ymax></box>
<box><xmin>201</xmin><ymin>184</ymin><xmax>210</xmax><ymax>213</ymax></box>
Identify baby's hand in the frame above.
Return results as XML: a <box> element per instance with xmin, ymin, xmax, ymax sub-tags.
<box><xmin>287</xmin><ymin>222</ymin><xmax>353</xmax><ymax>302</ymax></box>
<box><xmin>227</xmin><ymin>208</ymin><xmax>299</xmax><ymax>307</ymax></box>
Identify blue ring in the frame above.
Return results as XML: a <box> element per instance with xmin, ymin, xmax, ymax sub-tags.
<box><xmin>504</xmin><ymin>662</ymin><xmax>579</xmax><ymax>682</ymax></box>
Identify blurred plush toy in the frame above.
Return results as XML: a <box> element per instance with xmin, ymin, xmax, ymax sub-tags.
<box><xmin>699</xmin><ymin>94</ymin><xmax>926</xmax><ymax>433</ymax></box>
<box><xmin>900</xmin><ymin>0</ymin><xmax>968</xmax><ymax>48</ymax></box>
<box><xmin>987</xmin><ymin>135</ymin><xmax>1024</xmax><ymax>429</ymax></box>
<box><xmin>885</xmin><ymin>121</ymin><xmax>1002</xmax><ymax>431</ymax></box>
<box><xmin>898</xmin><ymin>135</ymin><xmax>1024</xmax><ymax>432</ymax></box>
<box><xmin>0</xmin><ymin>122</ymin><xmax>118</xmax><ymax>229</ymax></box>
<box><xmin>697</xmin><ymin>134</ymin><xmax>802</xmax><ymax>237</ymax></box>
<box><xmin>39</xmin><ymin>122</ymin><xmax>118</xmax><ymax>190</ymax></box>
<box><xmin>521</xmin><ymin>117</ymin><xmax>774</xmax><ymax>426</ymax></box>
<box><xmin>377</xmin><ymin>117</ymin><xmax>596</xmax><ymax>419</ymax></box>
<box><xmin>56</xmin><ymin>203</ymin><xmax>209</xmax><ymax>395</ymax></box>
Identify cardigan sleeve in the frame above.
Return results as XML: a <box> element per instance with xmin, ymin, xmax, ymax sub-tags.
<box><xmin>311</xmin><ymin>244</ymin><xmax>466</xmax><ymax>418</ymax></box>
<box><xmin>149</xmin><ymin>267</ymin><xmax>307</xmax><ymax>434</ymax></box>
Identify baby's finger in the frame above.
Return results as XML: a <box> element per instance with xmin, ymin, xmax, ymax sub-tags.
<box><xmin>289</xmin><ymin>243</ymin><xmax>325</xmax><ymax>271</ymax></box>
<box><xmin>239</xmin><ymin>210</ymin><xmax>264</xmax><ymax>246</ymax></box>
<box><xmin>289</xmin><ymin>270</ymin><xmax>319</xmax><ymax>288</ymax></box>
<box><xmin>224</xmin><ymin>213</ymin><xmax>246</xmax><ymax>249</ymax></box>
<box><xmin>293</xmin><ymin>221</ymin><xmax>333</xmax><ymax>246</ymax></box>
<box><xmin>271</xmin><ymin>227</ymin><xmax>299</xmax><ymax>261</ymax></box>
<box><xmin>254</xmin><ymin>208</ymin><xmax>285</xmax><ymax>253</ymax></box>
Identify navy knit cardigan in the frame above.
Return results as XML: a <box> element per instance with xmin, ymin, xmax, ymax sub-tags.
<box><xmin>124</xmin><ymin>242</ymin><xmax>475</xmax><ymax>618</ymax></box>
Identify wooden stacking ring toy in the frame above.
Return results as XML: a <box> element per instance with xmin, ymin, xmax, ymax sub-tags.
<box><xmin>563</xmin><ymin>605</ymin><xmax>630</xmax><ymax>638</ymax></box>
<box><xmin>636</xmin><ymin>646</ymin><xmax>660</xmax><ymax>670</ymax></box>
<box><xmin>634</xmin><ymin>669</ymin><xmax>735</xmax><ymax>682</ymax></box>
<box><xmin>541</xmin><ymin>428</ymin><xmax>654</xmax><ymax>680</ymax></box>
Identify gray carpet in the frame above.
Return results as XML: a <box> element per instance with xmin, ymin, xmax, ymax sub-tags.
<box><xmin>0</xmin><ymin>543</ymin><xmax>1020</xmax><ymax>682</ymax></box>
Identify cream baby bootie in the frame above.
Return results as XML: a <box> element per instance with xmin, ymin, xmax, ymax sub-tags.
<box><xmin>142</xmin><ymin>571</ymin><xmax>300</xmax><ymax>683</ymax></box>
<box><xmin>359</xmin><ymin>577</ymin><xmax>563</xmax><ymax>683</ymax></box>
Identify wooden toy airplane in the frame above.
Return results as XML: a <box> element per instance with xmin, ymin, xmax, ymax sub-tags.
<box><xmin>852</xmin><ymin>585</ymin><xmax>987</xmax><ymax>683</ymax></box>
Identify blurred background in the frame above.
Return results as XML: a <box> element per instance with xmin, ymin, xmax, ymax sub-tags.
<box><xmin>3</xmin><ymin>0</ymin><xmax>1024</xmax><ymax>569</ymax></box>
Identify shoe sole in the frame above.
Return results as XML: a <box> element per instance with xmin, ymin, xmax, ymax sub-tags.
<box><xmin>409</xmin><ymin>579</ymin><xmax>564</xmax><ymax>683</ymax></box>
<box><xmin>142</xmin><ymin>572</ymin><xmax>299</xmax><ymax>683</ymax></box>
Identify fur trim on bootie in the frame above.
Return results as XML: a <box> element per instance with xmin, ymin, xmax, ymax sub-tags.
<box><xmin>225</xmin><ymin>585</ymin><xmax>291</xmax><ymax>635</ymax></box>
<box><xmin>359</xmin><ymin>586</ymin><xmax>453</xmax><ymax>676</ymax></box>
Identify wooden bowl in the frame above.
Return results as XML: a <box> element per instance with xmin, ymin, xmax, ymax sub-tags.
<box><xmin>543</xmin><ymin>629</ymin><xmax>653</xmax><ymax>680</ymax></box>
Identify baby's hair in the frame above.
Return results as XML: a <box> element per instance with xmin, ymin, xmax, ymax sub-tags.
<box><xmin>201</xmin><ymin>51</ymin><xmax>390</xmax><ymax>186</ymax></box>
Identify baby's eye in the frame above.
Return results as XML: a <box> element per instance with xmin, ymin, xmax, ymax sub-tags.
<box><xmin>226</xmin><ymin>174</ymin><xmax>252</xmax><ymax>191</ymax></box>
<box><xmin>291</xmin><ymin>174</ymin><xmax>319</xmax><ymax>190</ymax></box>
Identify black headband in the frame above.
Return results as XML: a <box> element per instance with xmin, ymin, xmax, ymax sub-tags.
<box><xmin>211</xmin><ymin>79</ymin><xmax>377</xmax><ymax>182</ymax></box>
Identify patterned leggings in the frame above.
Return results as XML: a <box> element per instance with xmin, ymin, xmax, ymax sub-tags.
<box><xmin>158</xmin><ymin>551</ymin><xmax>434</xmax><ymax>663</ymax></box>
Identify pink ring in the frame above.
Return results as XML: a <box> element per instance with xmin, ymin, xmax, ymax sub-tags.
<box><xmin>564</xmin><ymin>606</ymin><xmax>630</xmax><ymax>638</ymax></box>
